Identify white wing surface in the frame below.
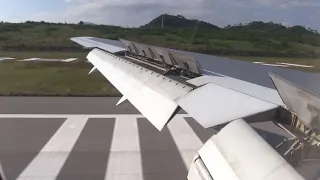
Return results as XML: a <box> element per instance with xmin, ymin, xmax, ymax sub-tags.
<box><xmin>87</xmin><ymin>49</ymin><xmax>192</xmax><ymax>130</ymax></box>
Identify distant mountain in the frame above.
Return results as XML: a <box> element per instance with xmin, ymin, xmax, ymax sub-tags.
<box><xmin>141</xmin><ymin>14</ymin><xmax>220</xmax><ymax>29</ymax></box>
<box><xmin>142</xmin><ymin>15</ymin><xmax>317</xmax><ymax>35</ymax></box>
<box><xmin>225</xmin><ymin>21</ymin><xmax>317</xmax><ymax>35</ymax></box>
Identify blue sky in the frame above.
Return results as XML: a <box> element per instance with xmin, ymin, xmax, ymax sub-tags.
<box><xmin>0</xmin><ymin>0</ymin><xmax>319</xmax><ymax>30</ymax></box>
<box><xmin>0</xmin><ymin>0</ymin><xmax>66</xmax><ymax>18</ymax></box>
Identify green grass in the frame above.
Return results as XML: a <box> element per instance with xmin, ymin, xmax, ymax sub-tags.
<box><xmin>0</xmin><ymin>61</ymin><xmax>120</xmax><ymax>96</ymax></box>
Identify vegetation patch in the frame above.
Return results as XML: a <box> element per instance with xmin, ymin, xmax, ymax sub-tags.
<box><xmin>0</xmin><ymin>61</ymin><xmax>120</xmax><ymax>96</ymax></box>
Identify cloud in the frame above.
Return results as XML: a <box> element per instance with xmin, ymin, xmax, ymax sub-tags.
<box><xmin>4</xmin><ymin>0</ymin><xmax>319</xmax><ymax>30</ymax></box>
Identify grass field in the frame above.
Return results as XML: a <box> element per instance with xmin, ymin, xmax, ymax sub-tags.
<box><xmin>0</xmin><ymin>60</ymin><xmax>120</xmax><ymax>96</ymax></box>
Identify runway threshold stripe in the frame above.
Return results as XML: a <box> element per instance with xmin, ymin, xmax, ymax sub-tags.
<box><xmin>105</xmin><ymin>116</ymin><xmax>142</xmax><ymax>180</ymax></box>
<box><xmin>0</xmin><ymin>118</ymin><xmax>65</xmax><ymax>180</ymax></box>
<box><xmin>57</xmin><ymin>118</ymin><xmax>115</xmax><ymax>180</ymax></box>
<box><xmin>138</xmin><ymin>118</ymin><xmax>187</xmax><ymax>180</ymax></box>
<box><xmin>167</xmin><ymin>117</ymin><xmax>203</xmax><ymax>168</ymax></box>
<box><xmin>185</xmin><ymin>117</ymin><xmax>218</xmax><ymax>143</ymax></box>
<box><xmin>16</xmin><ymin>116</ymin><xmax>88</xmax><ymax>180</ymax></box>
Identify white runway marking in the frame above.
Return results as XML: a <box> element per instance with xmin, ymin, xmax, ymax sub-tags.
<box><xmin>61</xmin><ymin>58</ymin><xmax>77</xmax><ymax>62</ymax></box>
<box><xmin>261</xmin><ymin>63</ymin><xmax>288</xmax><ymax>67</ymax></box>
<box><xmin>0</xmin><ymin>57</ymin><xmax>15</xmax><ymax>61</ymax></box>
<box><xmin>21</xmin><ymin>58</ymin><xmax>40</xmax><ymax>61</ymax></box>
<box><xmin>105</xmin><ymin>115</ymin><xmax>143</xmax><ymax>180</ymax></box>
<box><xmin>16</xmin><ymin>116</ymin><xmax>88</xmax><ymax>180</ymax></box>
<box><xmin>168</xmin><ymin>117</ymin><xmax>203</xmax><ymax>168</ymax></box>
<box><xmin>1</xmin><ymin>114</ymin><xmax>199</xmax><ymax>180</ymax></box>
<box><xmin>0</xmin><ymin>114</ymin><xmax>190</xmax><ymax>119</ymax></box>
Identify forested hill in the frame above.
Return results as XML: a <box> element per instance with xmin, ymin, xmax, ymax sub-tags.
<box><xmin>143</xmin><ymin>14</ymin><xmax>317</xmax><ymax>34</ymax></box>
<box><xmin>141</xmin><ymin>14</ymin><xmax>220</xmax><ymax>29</ymax></box>
<box><xmin>141</xmin><ymin>14</ymin><xmax>320</xmax><ymax>57</ymax></box>
<box><xmin>0</xmin><ymin>14</ymin><xmax>320</xmax><ymax>58</ymax></box>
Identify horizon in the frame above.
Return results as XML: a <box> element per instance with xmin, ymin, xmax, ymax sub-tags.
<box><xmin>1</xmin><ymin>14</ymin><xmax>318</xmax><ymax>32</ymax></box>
<box><xmin>0</xmin><ymin>0</ymin><xmax>319</xmax><ymax>30</ymax></box>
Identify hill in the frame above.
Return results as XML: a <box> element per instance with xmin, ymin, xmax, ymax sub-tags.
<box><xmin>0</xmin><ymin>15</ymin><xmax>320</xmax><ymax>58</ymax></box>
<box><xmin>141</xmin><ymin>14</ymin><xmax>220</xmax><ymax>29</ymax></box>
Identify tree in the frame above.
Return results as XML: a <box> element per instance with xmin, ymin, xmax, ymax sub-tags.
<box><xmin>78</xmin><ymin>21</ymin><xmax>84</xmax><ymax>25</ymax></box>
<box><xmin>281</xmin><ymin>40</ymin><xmax>289</xmax><ymax>48</ymax></box>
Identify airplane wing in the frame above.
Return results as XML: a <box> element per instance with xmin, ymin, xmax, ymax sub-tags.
<box><xmin>70</xmin><ymin>37</ymin><xmax>318</xmax><ymax>180</ymax></box>
<box><xmin>71</xmin><ymin>37</ymin><xmax>285</xmax><ymax>130</ymax></box>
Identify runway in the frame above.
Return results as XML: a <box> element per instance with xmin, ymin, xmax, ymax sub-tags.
<box><xmin>0</xmin><ymin>97</ymin><xmax>319</xmax><ymax>180</ymax></box>
<box><xmin>0</xmin><ymin>97</ymin><xmax>141</xmax><ymax>114</ymax></box>
<box><xmin>0</xmin><ymin>113</ymin><xmax>216</xmax><ymax>180</ymax></box>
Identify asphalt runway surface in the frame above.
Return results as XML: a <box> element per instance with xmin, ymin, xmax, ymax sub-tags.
<box><xmin>0</xmin><ymin>97</ymin><xmax>319</xmax><ymax>180</ymax></box>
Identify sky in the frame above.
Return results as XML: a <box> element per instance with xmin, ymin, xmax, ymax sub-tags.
<box><xmin>0</xmin><ymin>0</ymin><xmax>319</xmax><ymax>30</ymax></box>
